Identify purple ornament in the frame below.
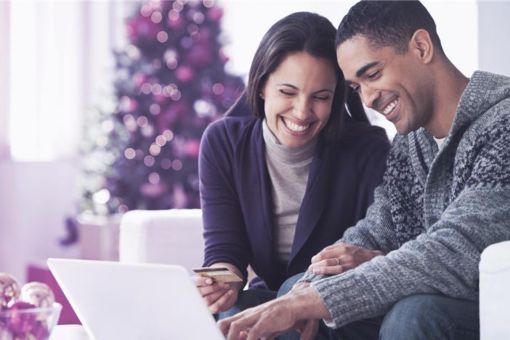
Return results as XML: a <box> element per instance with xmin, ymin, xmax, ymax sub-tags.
<box><xmin>5</xmin><ymin>301</ymin><xmax>37</xmax><ymax>337</ymax></box>
<box><xmin>186</xmin><ymin>44</ymin><xmax>212</xmax><ymax>66</ymax></box>
<box><xmin>31</xmin><ymin>319</ymin><xmax>50</xmax><ymax>340</ymax></box>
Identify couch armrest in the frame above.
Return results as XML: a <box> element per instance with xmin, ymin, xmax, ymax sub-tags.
<box><xmin>479</xmin><ymin>240</ymin><xmax>510</xmax><ymax>340</ymax></box>
<box><xmin>119</xmin><ymin>209</ymin><xmax>204</xmax><ymax>271</ymax></box>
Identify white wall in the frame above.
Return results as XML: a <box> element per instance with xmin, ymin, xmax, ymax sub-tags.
<box><xmin>478</xmin><ymin>1</ymin><xmax>510</xmax><ymax>77</ymax></box>
<box><xmin>219</xmin><ymin>0</ymin><xmax>357</xmax><ymax>78</ymax></box>
<box><xmin>220</xmin><ymin>0</ymin><xmax>478</xmax><ymax>79</ymax></box>
<box><xmin>0</xmin><ymin>2</ymin><xmax>9</xmax><ymax>159</ymax></box>
<box><xmin>0</xmin><ymin>161</ymin><xmax>81</xmax><ymax>282</ymax></box>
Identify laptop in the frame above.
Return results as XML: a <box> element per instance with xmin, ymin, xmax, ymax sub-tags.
<box><xmin>47</xmin><ymin>258</ymin><xmax>225</xmax><ymax>340</ymax></box>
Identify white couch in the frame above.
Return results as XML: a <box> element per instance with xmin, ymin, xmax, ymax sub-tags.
<box><xmin>117</xmin><ymin>209</ymin><xmax>510</xmax><ymax>339</ymax></box>
<box><xmin>119</xmin><ymin>209</ymin><xmax>204</xmax><ymax>271</ymax></box>
<box><xmin>479</xmin><ymin>240</ymin><xmax>510</xmax><ymax>340</ymax></box>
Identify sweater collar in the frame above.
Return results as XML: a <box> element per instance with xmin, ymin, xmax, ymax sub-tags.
<box><xmin>404</xmin><ymin>71</ymin><xmax>510</xmax><ymax>182</ymax></box>
<box><xmin>450</xmin><ymin>71</ymin><xmax>510</xmax><ymax>139</ymax></box>
<box><xmin>409</xmin><ymin>71</ymin><xmax>510</xmax><ymax>162</ymax></box>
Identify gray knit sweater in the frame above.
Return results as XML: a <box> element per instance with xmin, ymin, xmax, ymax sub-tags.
<box><xmin>301</xmin><ymin>71</ymin><xmax>510</xmax><ymax>328</ymax></box>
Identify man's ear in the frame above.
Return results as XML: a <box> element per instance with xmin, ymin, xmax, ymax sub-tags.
<box><xmin>409</xmin><ymin>29</ymin><xmax>434</xmax><ymax>64</ymax></box>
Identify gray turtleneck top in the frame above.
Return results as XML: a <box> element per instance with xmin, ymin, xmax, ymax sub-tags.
<box><xmin>262</xmin><ymin>120</ymin><xmax>316</xmax><ymax>261</ymax></box>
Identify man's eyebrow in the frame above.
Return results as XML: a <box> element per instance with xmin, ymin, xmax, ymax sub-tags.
<box><xmin>355</xmin><ymin>61</ymin><xmax>380</xmax><ymax>78</ymax></box>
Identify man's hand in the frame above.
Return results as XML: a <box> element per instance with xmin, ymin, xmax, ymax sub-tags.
<box><xmin>308</xmin><ymin>243</ymin><xmax>384</xmax><ymax>275</ymax></box>
<box><xmin>218</xmin><ymin>286</ymin><xmax>329</xmax><ymax>340</ymax></box>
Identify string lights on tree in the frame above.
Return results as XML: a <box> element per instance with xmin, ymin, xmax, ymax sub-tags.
<box><xmin>79</xmin><ymin>0</ymin><xmax>244</xmax><ymax>216</ymax></box>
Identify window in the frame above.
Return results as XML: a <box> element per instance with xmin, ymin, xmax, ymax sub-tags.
<box><xmin>3</xmin><ymin>0</ymin><xmax>131</xmax><ymax>161</ymax></box>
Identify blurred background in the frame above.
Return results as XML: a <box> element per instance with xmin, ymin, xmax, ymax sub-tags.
<box><xmin>0</xmin><ymin>0</ymin><xmax>509</xmax><ymax>285</ymax></box>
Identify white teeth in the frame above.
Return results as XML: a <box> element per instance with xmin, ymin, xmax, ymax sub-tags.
<box><xmin>284</xmin><ymin>118</ymin><xmax>310</xmax><ymax>132</ymax></box>
<box><xmin>382</xmin><ymin>99</ymin><xmax>398</xmax><ymax>115</ymax></box>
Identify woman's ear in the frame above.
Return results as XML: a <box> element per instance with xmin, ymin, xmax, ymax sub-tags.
<box><xmin>409</xmin><ymin>29</ymin><xmax>434</xmax><ymax>64</ymax></box>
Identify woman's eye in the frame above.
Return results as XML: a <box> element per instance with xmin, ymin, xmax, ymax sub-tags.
<box><xmin>314</xmin><ymin>95</ymin><xmax>330</xmax><ymax>101</ymax></box>
<box><xmin>279</xmin><ymin>90</ymin><xmax>295</xmax><ymax>96</ymax></box>
<box><xmin>280</xmin><ymin>90</ymin><xmax>294</xmax><ymax>96</ymax></box>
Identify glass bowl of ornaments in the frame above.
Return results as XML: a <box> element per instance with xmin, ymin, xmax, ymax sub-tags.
<box><xmin>0</xmin><ymin>273</ymin><xmax>61</xmax><ymax>340</ymax></box>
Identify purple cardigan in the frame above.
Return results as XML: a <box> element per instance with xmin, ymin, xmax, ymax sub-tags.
<box><xmin>199</xmin><ymin>116</ymin><xmax>389</xmax><ymax>290</ymax></box>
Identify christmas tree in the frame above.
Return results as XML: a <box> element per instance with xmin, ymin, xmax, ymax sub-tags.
<box><xmin>79</xmin><ymin>0</ymin><xmax>244</xmax><ymax>216</ymax></box>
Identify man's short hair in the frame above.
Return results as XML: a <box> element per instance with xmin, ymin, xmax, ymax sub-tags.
<box><xmin>336</xmin><ymin>0</ymin><xmax>444</xmax><ymax>54</ymax></box>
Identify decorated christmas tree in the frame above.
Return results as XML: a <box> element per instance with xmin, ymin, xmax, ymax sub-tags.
<box><xmin>79</xmin><ymin>0</ymin><xmax>244</xmax><ymax>216</ymax></box>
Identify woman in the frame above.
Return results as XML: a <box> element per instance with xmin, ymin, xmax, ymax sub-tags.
<box><xmin>196</xmin><ymin>12</ymin><xmax>390</xmax><ymax>315</ymax></box>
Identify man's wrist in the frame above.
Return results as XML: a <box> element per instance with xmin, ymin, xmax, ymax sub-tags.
<box><xmin>286</xmin><ymin>286</ymin><xmax>331</xmax><ymax>320</ymax></box>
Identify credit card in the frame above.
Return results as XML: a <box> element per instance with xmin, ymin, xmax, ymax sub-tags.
<box><xmin>192</xmin><ymin>267</ymin><xmax>243</xmax><ymax>283</ymax></box>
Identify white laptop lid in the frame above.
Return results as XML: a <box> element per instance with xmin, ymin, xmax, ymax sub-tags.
<box><xmin>47</xmin><ymin>258</ymin><xmax>224</xmax><ymax>340</ymax></box>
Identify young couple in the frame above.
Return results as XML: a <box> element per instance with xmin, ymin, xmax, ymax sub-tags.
<box><xmin>196</xmin><ymin>1</ymin><xmax>510</xmax><ymax>339</ymax></box>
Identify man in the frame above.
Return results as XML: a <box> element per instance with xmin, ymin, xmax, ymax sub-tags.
<box><xmin>218</xmin><ymin>1</ymin><xmax>510</xmax><ymax>339</ymax></box>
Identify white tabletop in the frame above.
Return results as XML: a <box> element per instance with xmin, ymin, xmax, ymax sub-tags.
<box><xmin>50</xmin><ymin>325</ymin><xmax>90</xmax><ymax>340</ymax></box>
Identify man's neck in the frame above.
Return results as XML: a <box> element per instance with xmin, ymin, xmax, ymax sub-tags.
<box><xmin>426</xmin><ymin>64</ymin><xmax>469</xmax><ymax>138</ymax></box>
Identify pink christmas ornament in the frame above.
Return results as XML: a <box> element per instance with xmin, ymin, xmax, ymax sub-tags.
<box><xmin>132</xmin><ymin>73</ymin><xmax>147</xmax><ymax>88</ymax></box>
<box><xmin>184</xmin><ymin>140</ymin><xmax>200</xmax><ymax>158</ymax></box>
<box><xmin>0</xmin><ymin>274</ymin><xmax>19</xmax><ymax>309</ymax></box>
<box><xmin>140</xmin><ymin>182</ymin><xmax>167</xmax><ymax>198</ymax></box>
<box><xmin>127</xmin><ymin>16</ymin><xmax>160</xmax><ymax>42</ymax></box>
<box><xmin>175</xmin><ymin>66</ymin><xmax>194</xmax><ymax>83</ymax></box>
<box><xmin>167</xmin><ymin>12</ymin><xmax>184</xmax><ymax>29</ymax></box>
<box><xmin>207</xmin><ymin>7</ymin><xmax>223</xmax><ymax>22</ymax></box>
<box><xmin>0</xmin><ymin>324</ymin><xmax>13</xmax><ymax>340</ymax></box>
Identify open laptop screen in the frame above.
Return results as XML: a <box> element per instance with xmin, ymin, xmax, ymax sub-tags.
<box><xmin>48</xmin><ymin>258</ymin><xmax>224</xmax><ymax>340</ymax></box>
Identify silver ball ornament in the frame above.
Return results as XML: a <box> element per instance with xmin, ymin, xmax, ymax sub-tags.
<box><xmin>20</xmin><ymin>282</ymin><xmax>54</xmax><ymax>309</ymax></box>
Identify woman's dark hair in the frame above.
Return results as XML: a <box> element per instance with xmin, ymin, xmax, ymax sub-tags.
<box><xmin>238</xmin><ymin>11</ymin><xmax>369</xmax><ymax>143</ymax></box>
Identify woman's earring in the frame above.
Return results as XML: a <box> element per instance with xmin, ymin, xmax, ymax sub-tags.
<box><xmin>259</xmin><ymin>92</ymin><xmax>264</xmax><ymax>100</ymax></box>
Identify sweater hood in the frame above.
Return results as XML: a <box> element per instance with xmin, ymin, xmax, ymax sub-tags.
<box><xmin>405</xmin><ymin>71</ymin><xmax>510</xmax><ymax>177</ymax></box>
<box><xmin>450</xmin><ymin>71</ymin><xmax>510</xmax><ymax>138</ymax></box>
